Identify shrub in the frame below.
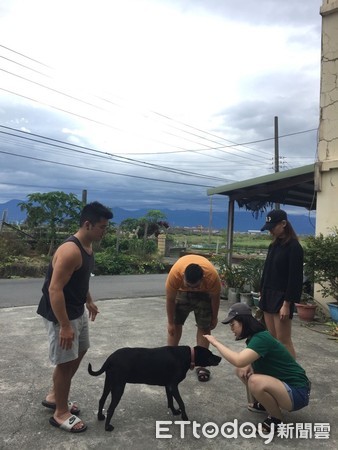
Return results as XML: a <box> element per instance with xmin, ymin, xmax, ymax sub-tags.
<box><xmin>100</xmin><ymin>233</ymin><xmax>158</xmax><ymax>256</ymax></box>
<box><xmin>304</xmin><ymin>229</ymin><xmax>338</xmax><ymax>301</ymax></box>
<box><xmin>212</xmin><ymin>256</ymin><xmax>246</xmax><ymax>290</ymax></box>
<box><xmin>0</xmin><ymin>233</ymin><xmax>31</xmax><ymax>256</ymax></box>
<box><xmin>0</xmin><ymin>256</ymin><xmax>49</xmax><ymax>278</ymax></box>
<box><xmin>240</xmin><ymin>257</ymin><xmax>265</xmax><ymax>292</ymax></box>
<box><xmin>94</xmin><ymin>250</ymin><xmax>165</xmax><ymax>275</ymax></box>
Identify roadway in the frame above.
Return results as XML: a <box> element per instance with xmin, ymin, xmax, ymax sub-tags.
<box><xmin>0</xmin><ymin>273</ymin><xmax>168</xmax><ymax>308</ymax></box>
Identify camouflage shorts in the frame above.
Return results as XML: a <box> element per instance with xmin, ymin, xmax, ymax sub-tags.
<box><xmin>174</xmin><ymin>291</ymin><xmax>212</xmax><ymax>330</ymax></box>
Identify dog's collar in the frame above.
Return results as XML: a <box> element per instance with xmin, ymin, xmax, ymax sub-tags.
<box><xmin>190</xmin><ymin>347</ymin><xmax>195</xmax><ymax>370</ymax></box>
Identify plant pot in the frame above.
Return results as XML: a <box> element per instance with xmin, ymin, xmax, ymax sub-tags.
<box><xmin>328</xmin><ymin>303</ymin><xmax>338</xmax><ymax>323</ymax></box>
<box><xmin>227</xmin><ymin>287</ymin><xmax>240</xmax><ymax>305</ymax></box>
<box><xmin>251</xmin><ymin>291</ymin><xmax>260</xmax><ymax>307</ymax></box>
<box><xmin>240</xmin><ymin>292</ymin><xmax>253</xmax><ymax>306</ymax></box>
<box><xmin>221</xmin><ymin>284</ymin><xmax>228</xmax><ymax>300</ymax></box>
<box><xmin>295</xmin><ymin>303</ymin><xmax>317</xmax><ymax>322</ymax></box>
<box><xmin>252</xmin><ymin>297</ymin><xmax>260</xmax><ymax>307</ymax></box>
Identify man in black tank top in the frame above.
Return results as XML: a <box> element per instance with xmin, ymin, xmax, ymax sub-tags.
<box><xmin>37</xmin><ymin>201</ymin><xmax>113</xmax><ymax>433</ymax></box>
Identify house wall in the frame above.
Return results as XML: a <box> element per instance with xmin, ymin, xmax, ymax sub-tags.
<box><xmin>315</xmin><ymin>0</ymin><xmax>338</xmax><ymax>309</ymax></box>
<box><xmin>317</xmin><ymin>0</ymin><xmax>338</xmax><ymax>235</ymax></box>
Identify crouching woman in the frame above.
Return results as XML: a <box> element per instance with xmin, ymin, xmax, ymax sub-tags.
<box><xmin>204</xmin><ymin>303</ymin><xmax>311</xmax><ymax>433</ymax></box>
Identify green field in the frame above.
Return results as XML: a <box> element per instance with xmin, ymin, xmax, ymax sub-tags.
<box><xmin>167</xmin><ymin>231</ymin><xmax>308</xmax><ymax>256</ymax></box>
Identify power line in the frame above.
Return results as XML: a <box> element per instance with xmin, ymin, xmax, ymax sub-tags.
<box><xmin>0</xmin><ymin>148</ymin><xmax>216</xmax><ymax>188</ymax></box>
<box><xmin>0</xmin><ymin>44</ymin><xmax>318</xmax><ymax>186</ymax></box>
<box><xmin>131</xmin><ymin>128</ymin><xmax>318</xmax><ymax>155</ymax></box>
<box><xmin>0</xmin><ymin>45</ymin><xmax>314</xmax><ymax>152</ymax></box>
<box><xmin>0</xmin><ymin>125</ymin><xmax>230</xmax><ymax>182</ymax></box>
<box><xmin>0</xmin><ymin>44</ymin><xmax>51</xmax><ymax>68</ymax></box>
<box><xmin>2</xmin><ymin>79</ymin><xmax>315</xmax><ymax>166</ymax></box>
<box><xmin>1</xmin><ymin>45</ymin><xmax>255</xmax><ymax>158</ymax></box>
<box><xmin>0</xmin><ymin>45</ymin><xmax>277</xmax><ymax>164</ymax></box>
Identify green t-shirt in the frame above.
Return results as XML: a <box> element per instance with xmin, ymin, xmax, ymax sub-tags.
<box><xmin>247</xmin><ymin>331</ymin><xmax>309</xmax><ymax>388</ymax></box>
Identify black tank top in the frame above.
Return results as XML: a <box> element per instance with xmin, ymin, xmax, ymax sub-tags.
<box><xmin>37</xmin><ymin>236</ymin><xmax>94</xmax><ymax>323</ymax></box>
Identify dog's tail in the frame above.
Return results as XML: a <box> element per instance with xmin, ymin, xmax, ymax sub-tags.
<box><xmin>88</xmin><ymin>362</ymin><xmax>106</xmax><ymax>376</ymax></box>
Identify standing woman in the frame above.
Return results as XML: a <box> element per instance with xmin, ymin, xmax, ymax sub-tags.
<box><xmin>259</xmin><ymin>209</ymin><xmax>303</xmax><ymax>358</ymax></box>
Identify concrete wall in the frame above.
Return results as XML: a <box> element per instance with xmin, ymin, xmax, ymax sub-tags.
<box><xmin>315</xmin><ymin>1</ymin><xmax>338</xmax><ymax>310</ymax></box>
<box><xmin>316</xmin><ymin>1</ymin><xmax>338</xmax><ymax>235</ymax></box>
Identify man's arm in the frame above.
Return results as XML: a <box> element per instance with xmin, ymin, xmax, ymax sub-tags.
<box><xmin>166</xmin><ymin>289</ymin><xmax>177</xmax><ymax>332</ymax></box>
<box><xmin>86</xmin><ymin>291</ymin><xmax>99</xmax><ymax>321</ymax></box>
<box><xmin>49</xmin><ymin>243</ymin><xmax>81</xmax><ymax>350</ymax></box>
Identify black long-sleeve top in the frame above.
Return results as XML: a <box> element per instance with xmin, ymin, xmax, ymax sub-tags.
<box><xmin>260</xmin><ymin>238</ymin><xmax>304</xmax><ymax>303</ymax></box>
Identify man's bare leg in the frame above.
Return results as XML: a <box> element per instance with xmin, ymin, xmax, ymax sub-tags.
<box><xmin>45</xmin><ymin>351</ymin><xmax>86</xmax><ymax>404</ymax></box>
<box><xmin>167</xmin><ymin>324</ymin><xmax>182</xmax><ymax>346</ymax></box>
<box><xmin>49</xmin><ymin>352</ymin><xmax>87</xmax><ymax>430</ymax></box>
<box><xmin>196</xmin><ymin>327</ymin><xmax>211</xmax><ymax>381</ymax></box>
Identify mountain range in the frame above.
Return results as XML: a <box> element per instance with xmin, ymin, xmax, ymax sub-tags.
<box><xmin>0</xmin><ymin>199</ymin><xmax>316</xmax><ymax>235</ymax></box>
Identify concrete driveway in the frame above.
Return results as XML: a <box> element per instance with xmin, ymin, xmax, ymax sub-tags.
<box><xmin>1</xmin><ymin>296</ymin><xmax>338</xmax><ymax>449</ymax></box>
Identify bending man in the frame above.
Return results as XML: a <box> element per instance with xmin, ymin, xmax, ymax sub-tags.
<box><xmin>165</xmin><ymin>254</ymin><xmax>221</xmax><ymax>382</ymax></box>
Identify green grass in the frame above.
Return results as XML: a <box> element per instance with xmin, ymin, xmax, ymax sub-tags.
<box><xmin>167</xmin><ymin>231</ymin><xmax>308</xmax><ymax>256</ymax></box>
<box><xmin>168</xmin><ymin>232</ymin><xmax>270</xmax><ymax>252</ymax></box>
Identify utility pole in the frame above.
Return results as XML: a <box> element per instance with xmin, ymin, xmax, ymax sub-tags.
<box><xmin>208</xmin><ymin>195</ymin><xmax>212</xmax><ymax>243</ymax></box>
<box><xmin>82</xmin><ymin>189</ymin><xmax>87</xmax><ymax>205</ymax></box>
<box><xmin>274</xmin><ymin>116</ymin><xmax>280</xmax><ymax>210</ymax></box>
<box><xmin>0</xmin><ymin>210</ymin><xmax>7</xmax><ymax>232</ymax></box>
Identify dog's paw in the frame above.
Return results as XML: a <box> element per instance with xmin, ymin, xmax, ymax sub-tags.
<box><xmin>105</xmin><ymin>424</ymin><xmax>114</xmax><ymax>432</ymax></box>
<box><xmin>98</xmin><ymin>412</ymin><xmax>105</xmax><ymax>421</ymax></box>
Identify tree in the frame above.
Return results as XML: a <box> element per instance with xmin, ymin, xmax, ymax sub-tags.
<box><xmin>141</xmin><ymin>210</ymin><xmax>168</xmax><ymax>239</ymax></box>
<box><xmin>144</xmin><ymin>209</ymin><xmax>167</xmax><ymax>223</ymax></box>
<box><xmin>19</xmin><ymin>192</ymin><xmax>83</xmax><ymax>256</ymax></box>
<box><xmin>119</xmin><ymin>218</ymin><xmax>140</xmax><ymax>237</ymax></box>
<box><xmin>119</xmin><ymin>210</ymin><xmax>169</xmax><ymax>247</ymax></box>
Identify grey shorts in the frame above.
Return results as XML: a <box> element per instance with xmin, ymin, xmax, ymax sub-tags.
<box><xmin>43</xmin><ymin>313</ymin><xmax>90</xmax><ymax>365</ymax></box>
<box><xmin>174</xmin><ymin>291</ymin><xmax>212</xmax><ymax>330</ymax></box>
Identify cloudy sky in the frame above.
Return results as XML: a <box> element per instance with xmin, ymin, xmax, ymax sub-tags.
<box><xmin>0</xmin><ymin>0</ymin><xmax>323</xmax><ymax>214</ymax></box>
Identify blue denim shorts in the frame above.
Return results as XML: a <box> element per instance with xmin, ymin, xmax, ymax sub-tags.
<box><xmin>283</xmin><ymin>381</ymin><xmax>311</xmax><ymax>411</ymax></box>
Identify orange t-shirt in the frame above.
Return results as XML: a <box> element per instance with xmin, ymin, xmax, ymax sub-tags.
<box><xmin>165</xmin><ymin>255</ymin><xmax>221</xmax><ymax>296</ymax></box>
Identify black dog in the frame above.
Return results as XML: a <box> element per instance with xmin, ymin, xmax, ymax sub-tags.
<box><xmin>88</xmin><ymin>345</ymin><xmax>221</xmax><ymax>431</ymax></box>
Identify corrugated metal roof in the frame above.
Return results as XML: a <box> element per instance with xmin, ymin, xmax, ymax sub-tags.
<box><xmin>207</xmin><ymin>164</ymin><xmax>316</xmax><ymax>210</ymax></box>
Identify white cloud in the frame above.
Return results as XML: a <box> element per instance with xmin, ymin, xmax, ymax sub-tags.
<box><xmin>0</xmin><ymin>0</ymin><xmax>323</xmax><ymax>213</ymax></box>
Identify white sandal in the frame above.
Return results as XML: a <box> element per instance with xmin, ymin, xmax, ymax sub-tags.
<box><xmin>49</xmin><ymin>414</ymin><xmax>87</xmax><ymax>433</ymax></box>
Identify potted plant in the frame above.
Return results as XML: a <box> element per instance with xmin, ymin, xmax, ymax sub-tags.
<box><xmin>304</xmin><ymin>229</ymin><xmax>338</xmax><ymax>322</ymax></box>
<box><xmin>215</xmin><ymin>257</ymin><xmax>246</xmax><ymax>304</ymax></box>
<box><xmin>239</xmin><ymin>257</ymin><xmax>265</xmax><ymax>306</ymax></box>
<box><xmin>295</xmin><ymin>293</ymin><xmax>318</xmax><ymax>322</ymax></box>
